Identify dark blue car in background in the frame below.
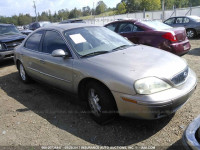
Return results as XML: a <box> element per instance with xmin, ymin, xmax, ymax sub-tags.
<box><xmin>0</xmin><ymin>24</ymin><xmax>26</xmax><ymax>61</ymax></box>
<box><xmin>164</xmin><ymin>16</ymin><xmax>200</xmax><ymax>38</ymax></box>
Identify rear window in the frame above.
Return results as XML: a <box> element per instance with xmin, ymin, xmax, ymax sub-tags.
<box><xmin>188</xmin><ymin>16</ymin><xmax>200</xmax><ymax>22</ymax></box>
<box><xmin>141</xmin><ymin>20</ymin><xmax>172</xmax><ymax>30</ymax></box>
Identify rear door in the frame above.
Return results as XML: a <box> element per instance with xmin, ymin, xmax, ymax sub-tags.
<box><xmin>117</xmin><ymin>22</ymin><xmax>144</xmax><ymax>44</ymax></box>
<box><xmin>39</xmin><ymin>30</ymin><xmax>73</xmax><ymax>91</ymax></box>
<box><xmin>22</xmin><ymin>30</ymin><xmax>45</xmax><ymax>80</ymax></box>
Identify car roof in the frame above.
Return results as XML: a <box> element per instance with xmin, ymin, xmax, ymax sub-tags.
<box><xmin>40</xmin><ymin>23</ymin><xmax>98</xmax><ymax>32</ymax></box>
<box><xmin>106</xmin><ymin>19</ymin><xmax>137</xmax><ymax>25</ymax></box>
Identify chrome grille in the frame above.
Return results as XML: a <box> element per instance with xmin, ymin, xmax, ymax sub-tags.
<box><xmin>171</xmin><ymin>67</ymin><xmax>189</xmax><ymax>85</ymax></box>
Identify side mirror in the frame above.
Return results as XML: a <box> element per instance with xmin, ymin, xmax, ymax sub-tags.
<box><xmin>51</xmin><ymin>49</ymin><xmax>69</xmax><ymax>57</ymax></box>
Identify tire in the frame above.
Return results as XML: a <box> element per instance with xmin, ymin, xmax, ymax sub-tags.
<box><xmin>86</xmin><ymin>81</ymin><xmax>117</xmax><ymax>124</ymax></box>
<box><xmin>186</xmin><ymin>29</ymin><xmax>196</xmax><ymax>39</ymax></box>
<box><xmin>18</xmin><ymin>62</ymin><xmax>31</xmax><ymax>83</ymax></box>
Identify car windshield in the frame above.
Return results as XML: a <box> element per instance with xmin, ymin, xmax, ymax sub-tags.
<box><xmin>0</xmin><ymin>25</ymin><xmax>21</xmax><ymax>36</ymax></box>
<box><xmin>141</xmin><ymin>20</ymin><xmax>172</xmax><ymax>30</ymax></box>
<box><xmin>64</xmin><ymin>26</ymin><xmax>133</xmax><ymax>57</ymax></box>
<box><xmin>188</xmin><ymin>16</ymin><xmax>200</xmax><ymax>22</ymax></box>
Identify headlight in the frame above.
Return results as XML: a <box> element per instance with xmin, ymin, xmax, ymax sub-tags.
<box><xmin>134</xmin><ymin>77</ymin><xmax>171</xmax><ymax>95</ymax></box>
<box><xmin>0</xmin><ymin>44</ymin><xmax>2</xmax><ymax>50</ymax></box>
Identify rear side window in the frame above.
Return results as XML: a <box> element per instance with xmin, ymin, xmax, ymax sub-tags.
<box><xmin>42</xmin><ymin>30</ymin><xmax>69</xmax><ymax>54</ymax></box>
<box><xmin>183</xmin><ymin>17</ymin><xmax>190</xmax><ymax>23</ymax></box>
<box><xmin>24</xmin><ymin>31</ymin><xmax>43</xmax><ymax>51</ymax></box>
<box><xmin>105</xmin><ymin>23</ymin><xmax>118</xmax><ymax>32</ymax></box>
<box><xmin>164</xmin><ymin>18</ymin><xmax>175</xmax><ymax>25</ymax></box>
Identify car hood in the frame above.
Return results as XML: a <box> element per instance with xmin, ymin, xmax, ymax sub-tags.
<box><xmin>0</xmin><ymin>34</ymin><xmax>26</xmax><ymax>43</ymax></box>
<box><xmin>86</xmin><ymin>45</ymin><xmax>187</xmax><ymax>81</ymax></box>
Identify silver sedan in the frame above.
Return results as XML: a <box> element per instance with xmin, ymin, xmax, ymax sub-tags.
<box><xmin>14</xmin><ymin>24</ymin><xmax>197</xmax><ymax>124</ymax></box>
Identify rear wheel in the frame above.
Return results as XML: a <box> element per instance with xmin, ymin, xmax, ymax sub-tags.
<box><xmin>86</xmin><ymin>81</ymin><xmax>117</xmax><ymax>124</ymax></box>
<box><xmin>18</xmin><ymin>62</ymin><xmax>31</xmax><ymax>83</ymax></box>
<box><xmin>186</xmin><ymin>29</ymin><xmax>196</xmax><ymax>39</ymax></box>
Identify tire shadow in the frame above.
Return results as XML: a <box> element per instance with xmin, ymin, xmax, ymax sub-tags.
<box><xmin>187</xmin><ymin>48</ymin><xmax>200</xmax><ymax>56</ymax></box>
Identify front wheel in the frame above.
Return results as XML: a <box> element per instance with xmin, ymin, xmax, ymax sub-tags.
<box><xmin>186</xmin><ymin>29</ymin><xmax>196</xmax><ymax>39</ymax></box>
<box><xmin>86</xmin><ymin>81</ymin><xmax>117</xmax><ymax>124</ymax></box>
<box><xmin>18</xmin><ymin>62</ymin><xmax>31</xmax><ymax>83</ymax></box>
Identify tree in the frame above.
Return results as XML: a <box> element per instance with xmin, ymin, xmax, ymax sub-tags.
<box><xmin>116</xmin><ymin>2</ymin><xmax>127</xmax><ymax>14</ymax></box>
<box><xmin>82</xmin><ymin>6</ymin><xmax>91</xmax><ymax>16</ymax></box>
<box><xmin>140</xmin><ymin>0</ymin><xmax>161</xmax><ymax>11</ymax></box>
<box><xmin>95</xmin><ymin>1</ymin><xmax>107</xmax><ymax>15</ymax></box>
<box><xmin>68</xmin><ymin>8</ymin><xmax>82</xmax><ymax>19</ymax></box>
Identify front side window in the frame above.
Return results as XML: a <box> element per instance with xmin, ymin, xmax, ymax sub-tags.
<box><xmin>164</xmin><ymin>18</ymin><xmax>175</xmax><ymax>25</ymax></box>
<box><xmin>64</xmin><ymin>26</ymin><xmax>133</xmax><ymax>57</ymax></box>
<box><xmin>42</xmin><ymin>30</ymin><xmax>68</xmax><ymax>54</ymax></box>
<box><xmin>24</xmin><ymin>31</ymin><xmax>43</xmax><ymax>51</ymax></box>
<box><xmin>118</xmin><ymin>23</ymin><xmax>143</xmax><ymax>33</ymax></box>
<box><xmin>175</xmin><ymin>18</ymin><xmax>183</xmax><ymax>24</ymax></box>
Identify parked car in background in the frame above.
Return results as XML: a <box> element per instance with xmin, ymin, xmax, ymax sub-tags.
<box><xmin>0</xmin><ymin>23</ymin><xmax>26</xmax><ymax>61</ymax></box>
<box><xmin>105</xmin><ymin>20</ymin><xmax>191</xmax><ymax>56</ymax></box>
<box><xmin>164</xmin><ymin>16</ymin><xmax>200</xmax><ymax>38</ymax></box>
<box><xmin>182</xmin><ymin>115</ymin><xmax>200</xmax><ymax>149</ymax></box>
<box><xmin>59</xmin><ymin>19</ymin><xmax>86</xmax><ymax>24</ymax></box>
<box><xmin>14</xmin><ymin>24</ymin><xmax>197</xmax><ymax>124</ymax></box>
<box><xmin>20</xmin><ymin>29</ymin><xmax>33</xmax><ymax>35</ymax></box>
<box><xmin>29</xmin><ymin>21</ymin><xmax>51</xmax><ymax>31</ymax></box>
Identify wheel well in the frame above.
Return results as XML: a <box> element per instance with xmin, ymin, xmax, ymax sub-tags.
<box><xmin>186</xmin><ymin>28</ymin><xmax>197</xmax><ymax>33</ymax></box>
<box><xmin>16</xmin><ymin>59</ymin><xmax>21</xmax><ymax>70</ymax></box>
<box><xmin>78</xmin><ymin>78</ymin><xmax>115</xmax><ymax>102</ymax></box>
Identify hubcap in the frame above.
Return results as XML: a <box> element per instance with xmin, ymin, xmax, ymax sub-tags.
<box><xmin>187</xmin><ymin>30</ymin><xmax>194</xmax><ymax>38</ymax></box>
<box><xmin>88</xmin><ymin>88</ymin><xmax>101</xmax><ymax>116</ymax></box>
<box><xmin>20</xmin><ymin>64</ymin><xmax>26</xmax><ymax>81</ymax></box>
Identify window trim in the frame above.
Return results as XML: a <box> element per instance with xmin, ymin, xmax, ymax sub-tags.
<box><xmin>164</xmin><ymin>17</ymin><xmax>175</xmax><ymax>25</ymax></box>
<box><xmin>41</xmin><ymin>29</ymin><xmax>72</xmax><ymax>57</ymax></box>
<box><xmin>23</xmin><ymin>30</ymin><xmax>45</xmax><ymax>52</ymax></box>
<box><xmin>117</xmin><ymin>22</ymin><xmax>144</xmax><ymax>33</ymax></box>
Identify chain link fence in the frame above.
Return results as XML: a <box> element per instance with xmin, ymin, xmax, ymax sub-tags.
<box><xmin>85</xmin><ymin>6</ymin><xmax>200</xmax><ymax>26</ymax></box>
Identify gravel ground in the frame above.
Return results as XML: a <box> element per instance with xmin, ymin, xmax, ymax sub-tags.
<box><xmin>0</xmin><ymin>38</ymin><xmax>200</xmax><ymax>150</ymax></box>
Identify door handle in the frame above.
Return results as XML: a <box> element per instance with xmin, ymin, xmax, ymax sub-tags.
<box><xmin>39</xmin><ymin>59</ymin><xmax>45</xmax><ymax>64</ymax></box>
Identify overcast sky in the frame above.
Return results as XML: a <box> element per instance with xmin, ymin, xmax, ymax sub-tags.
<box><xmin>0</xmin><ymin>0</ymin><xmax>121</xmax><ymax>17</ymax></box>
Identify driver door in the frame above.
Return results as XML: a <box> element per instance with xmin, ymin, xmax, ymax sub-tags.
<box><xmin>39</xmin><ymin>30</ymin><xmax>73</xmax><ymax>91</ymax></box>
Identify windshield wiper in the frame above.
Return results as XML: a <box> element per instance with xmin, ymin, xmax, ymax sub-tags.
<box><xmin>81</xmin><ymin>51</ymin><xmax>109</xmax><ymax>58</ymax></box>
<box><xmin>111</xmin><ymin>45</ymin><xmax>133</xmax><ymax>51</ymax></box>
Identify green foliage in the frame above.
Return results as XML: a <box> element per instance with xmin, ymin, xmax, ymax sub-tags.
<box><xmin>140</xmin><ymin>0</ymin><xmax>161</xmax><ymax>11</ymax></box>
<box><xmin>68</xmin><ymin>8</ymin><xmax>82</xmax><ymax>19</ymax></box>
<box><xmin>96</xmin><ymin>1</ymin><xmax>107</xmax><ymax>15</ymax></box>
<box><xmin>82</xmin><ymin>6</ymin><xmax>91</xmax><ymax>16</ymax></box>
<box><xmin>122</xmin><ymin>0</ymin><xmax>161</xmax><ymax>12</ymax></box>
<box><xmin>116</xmin><ymin>2</ymin><xmax>127</xmax><ymax>14</ymax></box>
<box><xmin>0</xmin><ymin>0</ymin><xmax>199</xmax><ymax>26</ymax></box>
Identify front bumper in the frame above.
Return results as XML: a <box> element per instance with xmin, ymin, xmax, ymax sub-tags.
<box><xmin>171</xmin><ymin>39</ymin><xmax>191</xmax><ymax>56</ymax></box>
<box><xmin>0</xmin><ymin>50</ymin><xmax>14</xmax><ymax>60</ymax></box>
<box><xmin>112</xmin><ymin>68</ymin><xmax>197</xmax><ymax>119</ymax></box>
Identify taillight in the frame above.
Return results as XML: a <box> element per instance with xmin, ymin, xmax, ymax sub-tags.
<box><xmin>162</xmin><ymin>32</ymin><xmax>177</xmax><ymax>42</ymax></box>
